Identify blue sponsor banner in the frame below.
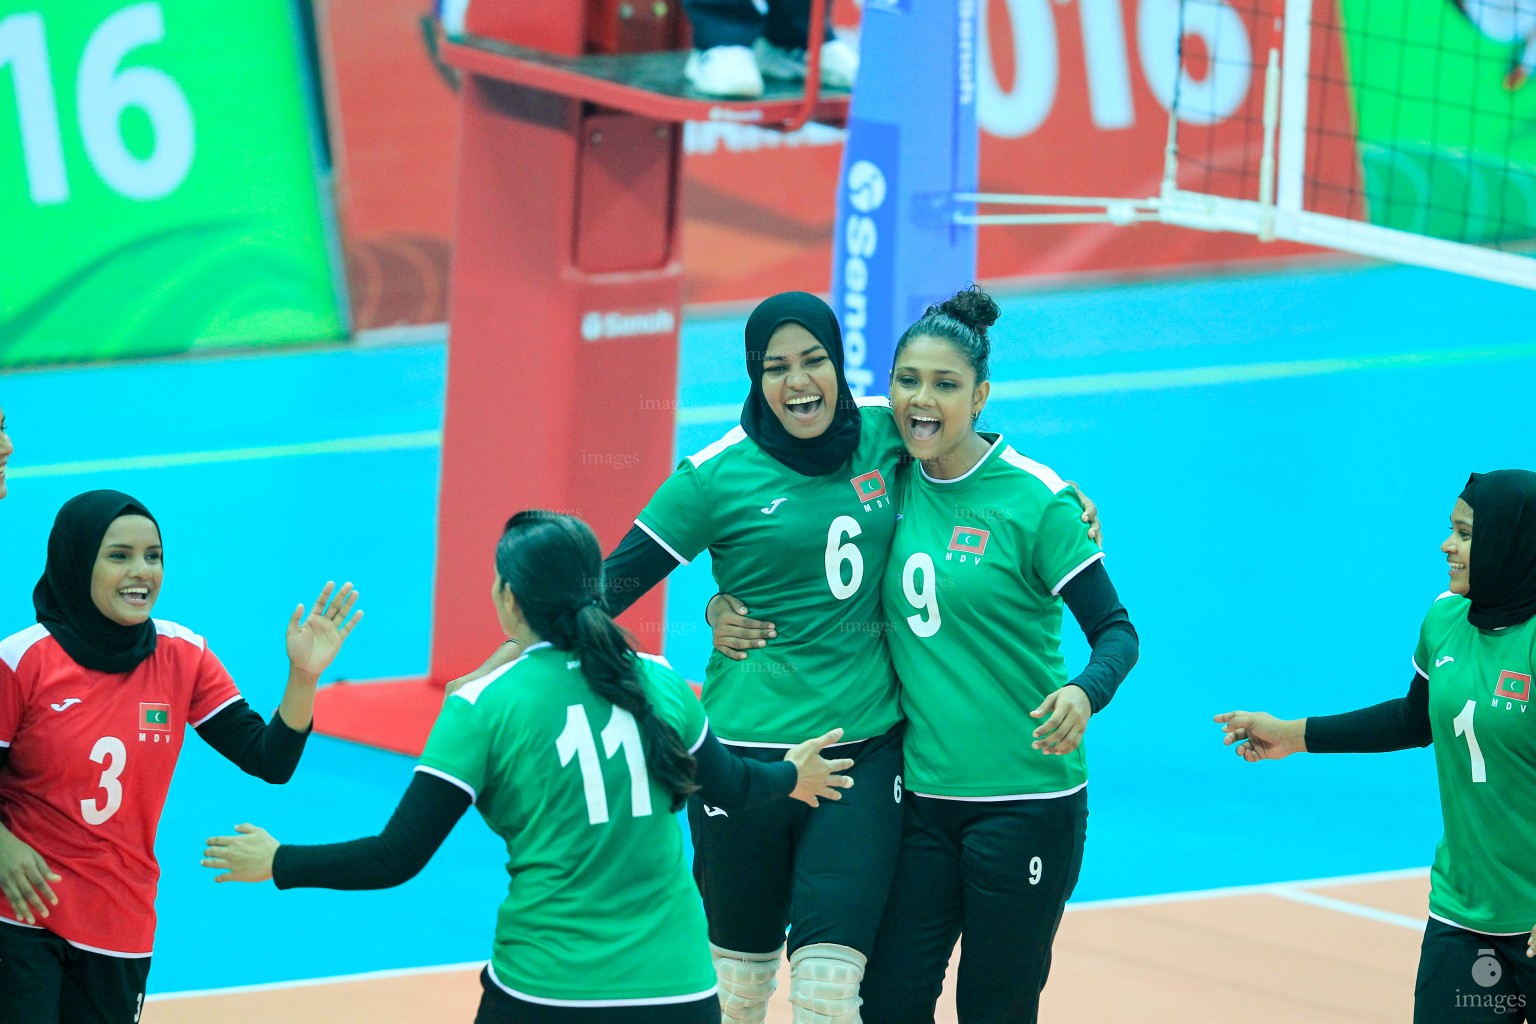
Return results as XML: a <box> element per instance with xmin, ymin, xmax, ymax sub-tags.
<box><xmin>830</xmin><ymin>0</ymin><xmax>978</xmax><ymax>396</ymax></box>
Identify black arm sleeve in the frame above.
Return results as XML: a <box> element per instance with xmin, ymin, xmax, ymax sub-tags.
<box><xmin>691</xmin><ymin>727</ymin><xmax>799</xmax><ymax>812</ymax></box>
<box><xmin>1303</xmin><ymin>672</ymin><xmax>1432</xmax><ymax>753</ymax></box>
<box><xmin>602</xmin><ymin>525</ymin><xmax>684</xmax><ymax>617</ymax></box>
<box><xmin>1058</xmin><ymin>559</ymin><xmax>1139</xmax><ymax>714</ymax></box>
<box><xmin>271</xmin><ymin>771</ymin><xmax>472</xmax><ymax>891</ymax></box>
<box><xmin>195</xmin><ymin>700</ymin><xmax>311</xmax><ymax>784</ymax></box>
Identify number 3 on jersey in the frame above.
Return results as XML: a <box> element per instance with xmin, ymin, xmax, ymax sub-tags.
<box><xmin>557</xmin><ymin>705</ymin><xmax>653</xmax><ymax>825</ymax></box>
<box><xmin>81</xmin><ymin>736</ymin><xmax>128</xmax><ymax>825</ymax></box>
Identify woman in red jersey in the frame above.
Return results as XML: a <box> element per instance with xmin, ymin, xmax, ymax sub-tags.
<box><xmin>0</xmin><ymin>489</ymin><xmax>362</xmax><ymax>1023</ymax></box>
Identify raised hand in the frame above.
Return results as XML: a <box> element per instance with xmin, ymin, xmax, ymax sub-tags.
<box><xmin>707</xmin><ymin>593</ymin><xmax>776</xmax><ymax>663</ymax></box>
<box><xmin>1214</xmin><ymin>710</ymin><xmax>1307</xmax><ymax>762</ymax></box>
<box><xmin>201</xmin><ymin>823</ymin><xmax>279</xmax><ymax>883</ymax></box>
<box><xmin>286</xmin><ymin>581</ymin><xmax>363</xmax><ymax>677</ymax></box>
<box><xmin>0</xmin><ymin>827</ymin><xmax>60</xmax><ymax>924</ymax></box>
<box><xmin>784</xmin><ymin>728</ymin><xmax>856</xmax><ymax>807</ymax></box>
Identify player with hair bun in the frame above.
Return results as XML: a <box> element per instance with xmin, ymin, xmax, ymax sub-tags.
<box><xmin>858</xmin><ymin>286</ymin><xmax>1140</xmax><ymax>1024</ymax></box>
<box><xmin>202</xmin><ymin>510</ymin><xmax>857</xmax><ymax>1024</ymax></box>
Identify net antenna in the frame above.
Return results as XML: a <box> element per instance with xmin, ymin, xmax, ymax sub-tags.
<box><xmin>959</xmin><ymin>0</ymin><xmax>1536</xmax><ymax>290</ymax></box>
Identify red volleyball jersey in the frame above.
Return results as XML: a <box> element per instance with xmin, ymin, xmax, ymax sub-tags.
<box><xmin>0</xmin><ymin>620</ymin><xmax>241</xmax><ymax>955</ymax></box>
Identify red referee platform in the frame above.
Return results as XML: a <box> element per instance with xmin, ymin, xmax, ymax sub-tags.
<box><xmin>314</xmin><ymin>1</ymin><xmax>850</xmax><ymax>755</ymax></box>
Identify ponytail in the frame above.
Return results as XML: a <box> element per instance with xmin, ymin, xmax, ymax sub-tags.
<box><xmin>495</xmin><ymin>511</ymin><xmax>699</xmax><ymax>812</ymax></box>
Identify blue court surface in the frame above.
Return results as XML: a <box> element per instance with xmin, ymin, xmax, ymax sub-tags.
<box><xmin>3</xmin><ymin>261</ymin><xmax>1534</xmax><ymax>994</ymax></box>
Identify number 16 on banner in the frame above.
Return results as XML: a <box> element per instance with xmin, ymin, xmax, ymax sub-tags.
<box><xmin>1</xmin><ymin>3</ymin><xmax>193</xmax><ymax>205</ymax></box>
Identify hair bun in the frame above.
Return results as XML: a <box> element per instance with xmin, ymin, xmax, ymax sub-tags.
<box><xmin>938</xmin><ymin>284</ymin><xmax>1000</xmax><ymax>333</ymax></box>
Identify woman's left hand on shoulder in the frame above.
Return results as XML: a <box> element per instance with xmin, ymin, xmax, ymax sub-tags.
<box><xmin>1066</xmin><ymin>481</ymin><xmax>1103</xmax><ymax>545</ymax></box>
<box><xmin>286</xmin><ymin>581</ymin><xmax>364</xmax><ymax>676</ymax></box>
<box><xmin>1030</xmin><ymin>684</ymin><xmax>1093</xmax><ymax>755</ymax></box>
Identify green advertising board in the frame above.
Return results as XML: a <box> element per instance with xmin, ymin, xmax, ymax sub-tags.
<box><xmin>0</xmin><ymin>0</ymin><xmax>345</xmax><ymax>367</ymax></box>
<box><xmin>1340</xmin><ymin>0</ymin><xmax>1536</xmax><ymax>245</ymax></box>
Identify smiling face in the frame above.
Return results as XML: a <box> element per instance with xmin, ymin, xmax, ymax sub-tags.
<box><xmin>90</xmin><ymin>515</ymin><xmax>164</xmax><ymax>626</ymax></box>
<box><xmin>1442</xmin><ymin>498</ymin><xmax>1474</xmax><ymax>596</ymax></box>
<box><xmin>890</xmin><ymin>335</ymin><xmax>991</xmax><ymax>473</ymax></box>
<box><xmin>760</xmin><ymin>323</ymin><xmax>839</xmax><ymax>439</ymax></box>
<box><xmin>0</xmin><ymin>404</ymin><xmax>12</xmax><ymax>499</ymax></box>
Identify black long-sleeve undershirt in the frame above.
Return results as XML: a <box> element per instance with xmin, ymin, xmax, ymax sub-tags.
<box><xmin>1303</xmin><ymin>672</ymin><xmax>1433</xmax><ymax>753</ymax></box>
<box><xmin>601</xmin><ymin>524</ymin><xmax>681</xmax><ymax>617</ymax></box>
<box><xmin>194</xmin><ymin>700</ymin><xmax>311</xmax><ymax>783</ymax></box>
<box><xmin>0</xmin><ymin>699</ymin><xmax>308</xmax><ymax>782</ymax></box>
<box><xmin>272</xmin><ymin>726</ymin><xmax>798</xmax><ymax>891</ymax></box>
<box><xmin>1057</xmin><ymin>559</ymin><xmax>1139</xmax><ymax>714</ymax></box>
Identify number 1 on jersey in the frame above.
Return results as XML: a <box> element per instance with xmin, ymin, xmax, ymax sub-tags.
<box><xmin>556</xmin><ymin>705</ymin><xmax>654</xmax><ymax>825</ymax></box>
<box><xmin>1452</xmin><ymin>699</ymin><xmax>1486</xmax><ymax>784</ymax></box>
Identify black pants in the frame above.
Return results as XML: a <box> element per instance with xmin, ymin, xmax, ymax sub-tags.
<box><xmin>861</xmin><ymin>788</ymin><xmax>1089</xmax><ymax>1024</ymax></box>
<box><xmin>682</xmin><ymin>0</ymin><xmax>835</xmax><ymax>50</ymax></box>
<box><xmin>688</xmin><ymin>723</ymin><xmax>905</xmax><ymax>956</ymax></box>
<box><xmin>1415</xmin><ymin>917</ymin><xmax>1536</xmax><ymax>1023</ymax></box>
<box><xmin>474</xmin><ymin>968</ymin><xmax>719</xmax><ymax>1024</ymax></box>
<box><xmin>0</xmin><ymin>922</ymin><xmax>151</xmax><ymax>1024</ymax></box>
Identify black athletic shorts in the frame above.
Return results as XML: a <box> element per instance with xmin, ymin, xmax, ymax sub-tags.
<box><xmin>473</xmin><ymin>967</ymin><xmax>719</xmax><ymax>1024</ymax></box>
<box><xmin>687</xmin><ymin>722</ymin><xmax>906</xmax><ymax>956</ymax></box>
<box><xmin>0</xmin><ymin>920</ymin><xmax>151</xmax><ymax>1024</ymax></box>
<box><xmin>861</xmin><ymin>786</ymin><xmax>1089</xmax><ymax>1024</ymax></box>
<box><xmin>1414</xmin><ymin>917</ymin><xmax>1536</xmax><ymax>1023</ymax></box>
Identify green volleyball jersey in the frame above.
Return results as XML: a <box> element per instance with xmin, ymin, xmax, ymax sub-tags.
<box><xmin>881</xmin><ymin>437</ymin><xmax>1103</xmax><ymax>798</ymax></box>
<box><xmin>417</xmin><ymin>643</ymin><xmax>716</xmax><ymax>1005</ymax></box>
<box><xmin>635</xmin><ymin>399</ymin><xmax>904</xmax><ymax>744</ymax></box>
<box><xmin>1413</xmin><ymin>593</ymin><xmax>1536</xmax><ymax>934</ymax></box>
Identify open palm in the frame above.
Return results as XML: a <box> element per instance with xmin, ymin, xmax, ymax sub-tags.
<box><xmin>285</xmin><ymin>581</ymin><xmax>362</xmax><ymax>676</ymax></box>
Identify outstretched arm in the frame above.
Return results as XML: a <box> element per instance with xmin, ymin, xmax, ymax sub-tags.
<box><xmin>1214</xmin><ymin>672</ymin><xmax>1431</xmax><ymax>760</ymax></box>
<box><xmin>693</xmin><ymin>727</ymin><xmax>853</xmax><ymax>811</ymax></box>
<box><xmin>201</xmin><ymin>771</ymin><xmax>471</xmax><ymax>889</ymax></box>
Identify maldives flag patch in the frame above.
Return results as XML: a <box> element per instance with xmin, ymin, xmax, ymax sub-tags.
<box><xmin>1495</xmin><ymin>670</ymin><xmax>1532</xmax><ymax>702</ymax></box>
<box><xmin>948</xmin><ymin>526</ymin><xmax>990</xmax><ymax>555</ymax></box>
<box><xmin>139</xmin><ymin>703</ymin><xmax>172</xmax><ymax>731</ymax></box>
<box><xmin>851</xmin><ymin>470</ymin><xmax>887</xmax><ymax>501</ymax></box>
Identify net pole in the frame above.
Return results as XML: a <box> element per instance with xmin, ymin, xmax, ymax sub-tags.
<box><xmin>1276</xmin><ymin>0</ymin><xmax>1314</xmax><ymax>217</ymax></box>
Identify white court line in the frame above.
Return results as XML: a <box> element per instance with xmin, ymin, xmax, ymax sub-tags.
<box><xmin>146</xmin><ymin>867</ymin><xmax>1430</xmax><ymax>1002</ymax></box>
<box><xmin>146</xmin><ymin>960</ymin><xmax>487</xmax><ymax>1002</ymax></box>
<box><xmin>1268</xmin><ymin>888</ymin><xmax>1425</xmax><ymax>930</ymax></box>
<box><xmin>675</xmin><ymin>342</ymin><xmax>1536</xmax><ymax>425</ymax></box>
<box><xmin>9</xmin><ymin>430</ymin><xmax>442</xmax><ymax>480</ymax></box>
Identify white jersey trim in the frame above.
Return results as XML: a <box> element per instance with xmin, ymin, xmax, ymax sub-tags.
<box><xmin>0</xmin><ymin>917</ymin><xmax>154</xmax><ymax>956</ymax></box>
<box><xmin>1426</xmin><ymin>910</ymin><xmax>1529</xmax><ymax>937</ymax></box>
<box><xmin>415</xmin><ymin>764</ymin><xmax>477</xmax><ymax>802</ymax></box>
<box><xmin>634</xmin><ymin>519</ymin><xmax>690</xmax><ymax>566</ymax></box>
<box><xmin>1412</xmin><ymin>656</ymin><xmax>1428</xmax><ymax>680</ymax></box>
<box><xmin>720</xmin><ymin>736</ymin><xmax>860</xmax><ymax>750</ymax></box>
<box><xmin>636</xmin><ymin>651</ymin><xmax>676</xmax><ymax>671</ymax></box>
<box><xmin>919</xmin><ymin>438</ymin><xmax>1001</xmax><ymax>486</ymax></box>
<box><xmin>685</xmin><ymin>425</ymin><xmax>748</xmax><ymax>468</ymax></box>
<box><xmin>689</xmin><ymin>720</ymin><xmax>710</xmax><ymax>755</ymax></box>
<box><xmin>153</xmin><ymin>619</ymin><xmax>207</xmax><ymax>649</ymax></box>
<box><xmin>1051</xmin><ymin>552</ymin><xmax>1105</xmax><ymax>597</ymax></box>
<box><xmin>0</xmin><ymin>623</ymin><xmax>50</xmax><ymax>671</ymax></box>
<box><xmin>855</xmin><ymin>395</ymin><xmax>892</xmax><ymax>410</ymax></box>
<box><xmin>910</xmin><ymin>780</ymin><xmax>1087</xmax><ymax>803</ymax></box>
<box><xmin>485</xmin><ymin>964</ymin><xmax>717</xmax><ymax>1007</ymax></box>
<box><xmin>997</xmin><ymin>447</ymin><xmax>1072</xmax><ymax>493</ymax></box>
<box><xmin>0</xmin><ymin>740</ymin><xmax>9</xmax><ymax>749</ymax></box>
<box><xmin>190</xmin><ymin>695</ymin><xmax>243</xmax><ymax>729</ymax></box>
<box><xmin>454</xmin><ymin>643</ymin><xmax>552</xmax><ymax>705</ymax></box>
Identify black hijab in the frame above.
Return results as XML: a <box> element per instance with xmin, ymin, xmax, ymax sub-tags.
<box><xmin>1459</xmin><ymin>470</ymin><xmax>1536</xmax><ymax>630</ymax></box>
<box><xmin>34</xmin><ymin>490</ymin><xmax>161</xmax><ymax>673</ymax></box>
<box><xmin>740</xmin><ymin>291</ymin><xmax>862</xmax><ymax>476</ymax></box>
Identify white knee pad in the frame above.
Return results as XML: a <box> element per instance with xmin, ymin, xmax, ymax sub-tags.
<box><xmin>712</xmin><ymin>944</ymin><xmax>783</xmax><ymax>1024</ymax></box>
<box><xmin>788</xmin><ymin>942</ymin><xmax>866</xmax><ymax>1024</ymax></box>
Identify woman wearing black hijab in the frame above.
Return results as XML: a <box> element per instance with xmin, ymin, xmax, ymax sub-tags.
<box><xmin>0</xmin><ymin>489</ymin><xmax>363</xmax><ymax>1023</ymax></box>
<box><xmin>1216</xmin><ymin>470</ymin><xmax>1536</xmax><ymax>1023</ymax></box>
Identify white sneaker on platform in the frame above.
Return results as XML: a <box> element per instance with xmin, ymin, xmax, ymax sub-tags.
<box><xmin>685</xmin><ymin>45</ymin><xmax>764</xmax><ymax>99</ymax></box>
<box><xmin>753</xmin><ymin>36</ymin><xmax>859</xmax><ymax>89</ymax></box>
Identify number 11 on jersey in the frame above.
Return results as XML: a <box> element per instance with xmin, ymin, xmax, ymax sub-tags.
<box><xmin>556</xmin><ymin>704</ymin><xmax>654</xmax><ymax>825</ymax></box>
